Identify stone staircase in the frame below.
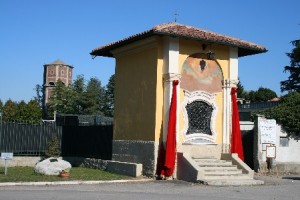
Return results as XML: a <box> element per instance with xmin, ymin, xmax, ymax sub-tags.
<box><xmin>177</xmin><ymin>153</ymin><xmax>264</xmax><ymax>186</ymax></box>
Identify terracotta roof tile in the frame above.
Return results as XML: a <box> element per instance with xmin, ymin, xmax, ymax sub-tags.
<box><xmin>90</xmin><ymin>22</ymin><xmax>267</xmax><ymax>57</ymax></box>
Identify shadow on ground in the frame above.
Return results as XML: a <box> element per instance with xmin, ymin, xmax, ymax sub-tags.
<box><xmin>282</xmin><ymin>176</ymin><xmax>300</xmax><ymax>181</ymax></box>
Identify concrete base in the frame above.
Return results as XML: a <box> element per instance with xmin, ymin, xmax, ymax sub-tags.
<box><xmin>259</xmin><ymin>162</ymin><xmax>300</xmax><ymax>174</ymax></box>
<box><xmin>112</xmin><ymin>140</ymin><xmax>158</xmax><ymax>176</ymax></box>
<box><xmin>106</xmin><ymin>161</ymin><xmax>143</xmax><ymax>177</ymax></box>
<box><xmin>178</xmin><ymin>144</ymin><xmax>222</xmax><ymax>159</ymax></box>
<box><xmin>64</xmin><ymin>157</ymin><xmax>143</xmax><ymax>177</ymax></box>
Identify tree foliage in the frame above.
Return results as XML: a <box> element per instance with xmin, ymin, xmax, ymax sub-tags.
<box><xmin>3</xmin><ymin>99</ymin><xmax>17</xmax><ymax>122</ymax></box>
<box><xmin>34</xmin><ymin>84</ymin><xmax>43</xmax><ymax>107</ymax></box>
<box><xmin>72</xmin><ymin>75</ymin><xmax>85</xmax><ymax>114</ymax></box>
<box><xmin>1</xmin><ymin>74</ymin><xmax>115</xmax><ymax>121</ymax></box>
<box><xmin>0</xmin><ymin>99</ymin><xmax>3</xmax><ymax>114</ymax></box>
<box><xmin>47</xmin><ymin>80</ymin><xmax>77</xmax><ymax>117</ymax></box>
<box><xmin>26</xmin><ymin>99</ymin><xmax>43</xmax><ymax>122</ymax></box>
<box><xmin>236</xmin><ymin>81</ymin><xmax>277</xmax><ymax>103</ymax></box>
<box><xmin>103</xmin><ymin>74</ymin><xmax>115</xmax><ymax>117</ymax></box>
<box><xmin>237</xmin><ymin>78</ymin><xmax>245</xmax><ymax>99</ymax></box>
<box><xmin>46</xmin><ymin>75</ymin><xmax>109</xmax><ymax>117</ymax></box>
<box><xmin>261</xmin><ymin>92</ymin><xmax>300</xmax><ymax>139</ymax></box>
<box><xmin>82</xmin><ymin>77</ymin><xmax>105</xmax><ymax>115</ymax></box>
<box><xmin>2</xmin><ymin>99</ymin><xmax>42</xmax><ymax>123</ymax></box>
<box><xmin>280</xmin><ymin>40</ymin><xmax>300</xmax><ymax>92</ymax></box>
<box><xmin>45</xmin><ymin>136</ymin><xmax>61</xmax><ymax>158</ymax></box>
<box><xmin>248</xmin><ymin>87</ymin><xmax>277</xmax><ymax>102</ymax></box>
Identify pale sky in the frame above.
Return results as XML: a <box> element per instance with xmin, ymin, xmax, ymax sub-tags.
<box><xmin>1</xmin><ymin>0</ymin><xmax>299</xmax><ymax>102</ymax></box>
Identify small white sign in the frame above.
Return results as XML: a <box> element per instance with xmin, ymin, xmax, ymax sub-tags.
<box><xmin>266</xmin><ymin>146</ymin><xmax>276</xmax><ymax>158</ymax></box>
<box><xmin>259</xmin><ymin>118</ymin><xmax>277</xmax><ymax>144</ymax></box>
<box><xmin>1</xmin><ymin>152</ymin><xmax>13</xmax><ymax>160</ymax></box>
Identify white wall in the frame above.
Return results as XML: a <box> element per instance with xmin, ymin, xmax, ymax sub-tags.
<box><xmin>275</xmin><ymin>124</ymin><xmax>300</xmax><ymax>163</ymax></box>
<box><xmin>241</xmin><ymin>119</ymin><xmax>300</xmax><ymax>163</ymax></box>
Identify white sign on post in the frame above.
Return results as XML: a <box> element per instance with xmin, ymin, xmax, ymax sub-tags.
<box><xmin>1</xmin><ymin>153</ymin><xmax>13</xmax><ymax>160</ymax></box>
<box><xmin>1</xmin><ymin>152</ymin><xmax>13</xmax><ymax>176</ymax></box>
<box><xmin>259</xmin><ymin>118</ymin><xmax>277</xmax><ymax>144</ymax></box>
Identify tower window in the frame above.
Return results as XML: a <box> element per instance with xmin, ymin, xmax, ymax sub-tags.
<box><xmin>49</xmin><ymin>82</ymin><xmax>55</xmax><ymax>86</ymax></box>
<box><xmin>61</xmin><ymin>70</ymin><xmax>64</xmax><ymax>75</ymax></box>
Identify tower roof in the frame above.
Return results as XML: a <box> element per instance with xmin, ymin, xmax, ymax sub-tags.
<box><xmin>90</xmin><ymin>22</ymin><xmax>267</xmax><ymax>58</ymax></box>
<box><xmin>44</xmin><ymin>59</ymin><xmax>73</xmax><ymax>68</ymax></box>
<box><xmin>50</xmin><ymin>59</ymin><xmax>66</xmax><ymax>65</ymax></box>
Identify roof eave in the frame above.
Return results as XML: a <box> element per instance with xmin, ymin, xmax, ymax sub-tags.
<box><xmin>90</xmin><ymin>31</ymin><xmax>267</xmax><ymax>58</ymax></box>
<box><xmin>153</xmin><ymin>31</ymin><xmax>267</xmax><ymax>57</ymax></box>
<box><xmin>90</xmin><ymin>30</ymin><xmax>154</xmax><ymax>58</ymax></box>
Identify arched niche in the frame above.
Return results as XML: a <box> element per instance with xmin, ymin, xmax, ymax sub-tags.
<box><xmin>180</xmin><ymin>53</ymin><xmax>223</xmax><ymax>144</ymax></box>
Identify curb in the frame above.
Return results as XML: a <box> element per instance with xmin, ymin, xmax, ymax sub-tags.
<box><xmin>0</xmin><ymin>179</ymin><xmax>153</xmax><ymax>187</ymax></box>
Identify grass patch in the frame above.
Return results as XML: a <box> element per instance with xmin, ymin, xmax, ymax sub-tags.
<box><xmin>0</xmin><ymin>167</ymin><xmax>132</xmax><ymax>182</ymax></box>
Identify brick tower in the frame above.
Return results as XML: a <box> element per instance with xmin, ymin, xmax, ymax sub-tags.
<box><xmin>42</xmin><ymin>59</ymin><xmax>73</xmax><ymax>112</ymax></box>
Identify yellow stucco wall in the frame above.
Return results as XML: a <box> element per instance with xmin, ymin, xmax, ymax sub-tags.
<box><xmin>155</xmin><ymin>39</ymin><xmax>164</xmax><ymax>142</ymax></box>
<box><xmin>113</xmin><ymin>39</ymin><xmax>160</xmax><ymax>141</ymax></box>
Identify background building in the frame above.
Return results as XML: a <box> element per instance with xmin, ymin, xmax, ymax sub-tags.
<box><xmin>42</xmin><ymin>60</ymin><xmax>73</xmax><ymax>112</ymax></box>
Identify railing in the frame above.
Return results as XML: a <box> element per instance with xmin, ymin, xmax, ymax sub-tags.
<box><xmin>0</xmin><ymin>121</ymin><xmax>62</xmax><ymax>156</ymax></box>
<box><xmin>0</xmin><ymin>115</ymin><xmax>114</xmax><ymax>159</ymax></box>
<box><xmin>238</xmin><ymin>102</ymin><xmax>278</xmax><ymax>111</ymax></box>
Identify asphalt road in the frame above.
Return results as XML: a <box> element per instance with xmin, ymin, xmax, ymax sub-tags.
<box><xmin>0</xmin><ymin>176</ymin><xmax>299</xmax><ymax>200</ymax></box>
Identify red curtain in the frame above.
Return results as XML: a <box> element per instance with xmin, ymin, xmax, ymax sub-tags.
<box><xmin>230</xmin><ymin>87</ymin><xmax>244</xmax><ymax>161</ymax></box>
<box><xmin>156</xmin><ymin>80</ymin><xmax>178</xmax><ymax>177</ymax></box>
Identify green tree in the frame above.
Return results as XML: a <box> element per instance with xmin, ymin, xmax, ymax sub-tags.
<box><xmin>82</xmin><ymin>77</ymin><xmax>105</xmax><ymax>115</ymax></box>
<box><xmin>34</xmin><ymin>84</ymin><xmax>43</xmax><ymax>107</ymax></box>
<box><xmin>250</xmin><ymin>87</ymin><xmax>277</xmax><ymax>102</ymax></box>
<box><xmin>280</xmin><ymin>40</ymin><xmax>300</xmax><ymax>92</ymax></box>
<box><xmin>237</xmin><ymin>79</ymin><xmax>245</xmax><ymax>99</ymax></box>
<box><xmin>26</xmin><ymin>99</ymin><xmax>42</xmax><ymax>123</ymax></box>
<box><xmin>103</xmin><ymin>74</ymin><xmax>115</xmax><ymax>117</ymax></box>
<box><xmin>262</xmin><ymin>92</ymin><xmax>300</xmax><ymax>139</ymax></box>
<box><xmin>72</xmin><ymin>75</ymin><xmax>85</xmax><ymax>114</ymax></box>
<box><xmin>48</xmin><ymin>80</ymin><xmax>77</xmax><ymax>116</ymax></box>
<box><xmin>47</xmin><ymin>76</ymin><xmax>106</xmax><ymax>116</ymax></box>
<box><xmin>243</xmin><ymin>87</ymin><xmax>277</xmax><ymax>102</ymax></box>
<box><xmin>45</xmin><ymin>136</ymin><xmax>61</xmax><ymax>158</ymax></box>
<box><xmin>3</xmin><ymin>99</ymin><xmax>17</xmax><ymax>122</ymax></box>
<box><xmin>2</xmin><ymin>99</ymin><xmax>42</xmax><ymax>123</ymax></box>
<box><xmin>15</xmin><ymin>100</ymin><xmax>28</xmax><ymax>122</ymax></box>
<box><xmin>0</xmin><ymin>99</ymin><xmax>3</xmax><ymax>114</ymax></box>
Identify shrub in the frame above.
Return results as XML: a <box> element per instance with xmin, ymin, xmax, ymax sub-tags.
<box><xmin>45</xmin><ymin>136</ymin><xmax>61</xmax><ymax>158</ymax></box>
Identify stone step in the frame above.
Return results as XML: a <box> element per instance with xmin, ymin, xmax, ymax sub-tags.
<box><xmin>190</xmin><ymin>157</ymin><xmax>264</xmax><ymax>186</ymax></box>
<box><xmin>193</xmin><ymin>158</ymin><xmax>228</xmax><ymax>163</ymax></box>
<box><xmin>197</xmin><ymin>161</ymin><xmax>233</xmax><ymax>167</ymax></box>
<box><xmin>203</xmin><ymin>174</ymin><xmax>250</xmax><ymax>180</ymax></box>
<box><xmin>200</xmin><ymin>179</ymin><xmax>264</xmax><ymax>186</ymax></box>
<box><xmin>191</xmin><ymin>156</ymin><xmax>216</xmax><ymax>160</ymax></box>
<box><xmin>204</xmin><ymin>169</ymin><xmax>243</xmax><ymax>175</ymax></box>
<box><xmin>201</xmin><ymin>166</ymin><xmax>238</xmax><ymax>171</ymax></box>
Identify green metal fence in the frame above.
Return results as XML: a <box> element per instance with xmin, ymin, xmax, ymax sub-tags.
<box><xmin>0</xmin><ymin>121</ymin><xmax>62</xmax><ymax>156</ymax></box>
